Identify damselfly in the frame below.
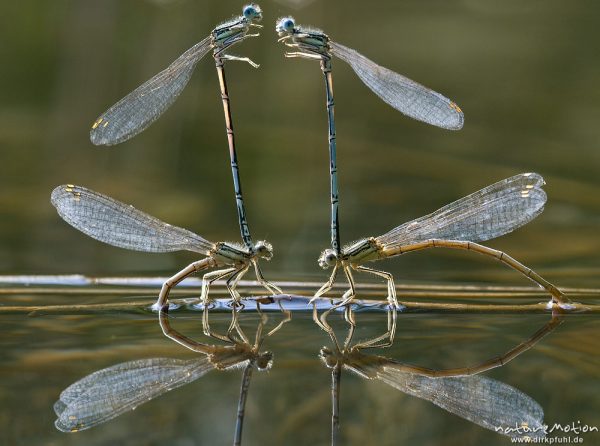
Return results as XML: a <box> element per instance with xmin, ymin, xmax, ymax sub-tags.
<box><xmin>50</xmin><ymin>184</ymin><xmax>282</xmax><ymax>339</ymax></box>
<box><xmin>276</xmin><ymin>16</ymin><xmax>463</xmax><ymax>255</ymax></box>
<box><xmin>276</xmin><ymin>16</ymin><xmax>463</xmax><ymax>132</ymax></box>
<box><xmin>92</xmin><ymin>4</ymin><xmax>265</xmax><ymax>252</ymax></box>
<box><xmin>91</xmin><ymin>4</ymin><xmax>262</xmax><ymax>146</ymax></box>
<box><xmin>313</xmin><ymin>173</ymin><xmax>571</xmax><ymax>340</ymax></box>
<box><xmin>276</xmin><ymin>17</ymin><xmax>470</xmax><ymax>340</ymax></box>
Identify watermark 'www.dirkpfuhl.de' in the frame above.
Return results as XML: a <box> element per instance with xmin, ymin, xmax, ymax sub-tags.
<box><xmin>496</xmin><ymin>421</ymin><xmax>598</xmax><ymax>443</ymax></box>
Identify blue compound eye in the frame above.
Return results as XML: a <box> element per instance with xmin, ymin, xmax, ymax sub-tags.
<box><xmin>276</xmin><ymin>17</ymin><xmax>295</xmax><ymax>34</ymax></box>
<box><xmin>283</xmin><ymin>18</ymin><xmax>295</xmax><ymax>31</ymax></box>
<box><xmin>243</xmin><ymin>4</ymin><xmax>261</xmax><ymax>20</ymax></box>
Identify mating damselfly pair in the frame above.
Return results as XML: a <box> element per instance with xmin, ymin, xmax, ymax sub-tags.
<box><xmin>52</xmin><ymin>5</ymin><xmax>570</xmax><ymax>323</ymax></box>
<box><xmin>49</xmin><ymin>4</ymin><xmax>576</xmax><ymax>445</ymax></box>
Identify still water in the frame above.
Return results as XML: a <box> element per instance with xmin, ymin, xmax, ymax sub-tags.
<box><xmin>0</xmin><ymin>284</ymin><xmax>598</xmax><ymax>445</ymax></box>
<box><xmin>1</xmin><ymin>0</ymin><xmax>599</xmax><ymax>445</ymax></box>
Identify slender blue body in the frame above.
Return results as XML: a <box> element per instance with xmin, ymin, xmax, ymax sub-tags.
<box><xmin>322</xmin><ymin>58</ymin><xmax>341</xmax><ymax>255</ymax></box>
<box><xmin>214</xmin><ymin>56</ymin><xmax>253</xmax><ymax>248</ymax></box>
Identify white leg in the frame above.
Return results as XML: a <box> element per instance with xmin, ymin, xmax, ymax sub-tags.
<box><xmin>310</xmin><ymin>264</ymin><xmax>339</xmax><ymax>304</ymax></box>
<box><xmin>310</xmin><ymin>265</ymin><xmax>339</xmax><ymax>337</ymax></box>
<box><xmin>221</xmin><ymin>54</ymin><xmax>259</xmax><ymax>68</ymax></box>
<box><xmin>317</xmin><ymin>267</ymin><xmax>357</xmax><ymax>349</ymax></box>
<box><xmin>200</xmin><ymin>267</ymin><xmax>237</xmax><ymax>306</ymax></box>
<box><xmin>285</xmin><ymin>51</ymin><xmax>323</xmax><ymax>60</ymax></box>
<box><xmin>319</xmin><ymin>267</ymin><xmax>356</xmax><ymax>334</ymax></box>
<box><xmin>201</xmin><ymin>267</ymin><xmax>239</xmax><ymax>341</ymax></box>
<box><xmin>253</xmin><ymin>260</ymin><xmax>283</xmax><ymax>295</ymax></box>
<box><xmin>353</xmin><ymin>265</ymin><xmax>399</xmax><ymax>308</ymax></box>
<box><xmin>352</xmin><ymin>306</ymin><xmax>397</xmax><ymax>350</ymax></box>
<box><xmin>266</xmin><ymin>297</ymin><xmax>292</xmax><ymax>337</ymax></box>
<box><xmin>225</xmin><ymin>265</ymin><xmax>251</xmax><ymax>344</ymax></box>
<box><xmin>352</xmin><ymin>265</ymin><xmax>398</xmax><ymax>347</ymax></box>
<box><xmin>342</xmin><ymin>305</ymin><xmax>356</xmax><ymax>350</ymax></box>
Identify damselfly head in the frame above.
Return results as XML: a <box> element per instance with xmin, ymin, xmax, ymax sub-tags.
<box><xmin>318</xmin><ymin>249</ymin><xmax>338</xmax><ymax>269</ymax></box>
<box><xmin>256</xmin><ymin>351</ymin><xmax>274</xmax><ymax>370</ymax></box>
<box><xmin>276</xmin><ymin>16</ymin><xmax>296</xmax><ymax>36</ymax></box>
<box><xmin>243</xmin><ymin>4</ymin><xmax>262</xmax><ymax>22</ymax></box>
<box><xmin>254</xmin><ymin>240</ymin><xmax>274</xmax><ymax>260</ymax></box>
<box><xmin>318</xmin><ymin>347</ymin><xmax>338</xmax><ymax>368</ymax></box>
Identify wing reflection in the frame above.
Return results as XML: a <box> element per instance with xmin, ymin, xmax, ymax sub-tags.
<box><xmin>54</xmin><ymin>298</ymin><xmax>290</xmax><ymax>443</ymax></box>
<box><xmin>319</xmin><ymin>306</ymin><xmax>565</xmax><ymax>443</ymax></box>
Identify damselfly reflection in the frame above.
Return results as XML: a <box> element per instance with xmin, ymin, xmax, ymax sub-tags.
<box><xmin>321</xmin><ymin>345</ymin><xmax>547</xmax><ymax>442</ymax></box>
<box><xmin>92</xmin><ymin>4</ymin><xmax>268</xmax><ymax>256</ymax></box>
<box><xmin>319</xmin><ymin>307</ymin><xmax>564</xmax><ymax>444</ymax></box>
<box><xmin>50</xmin><ymin>185</ymin><xmax>281</xmax><ymax>340</ymax></box>
<box><xmin>159</xmin><ymin>303</ymin><xmax>289</xmax><ymax>445</ymax></box>
<box><xmin>313</xmin><ymin>173</ymin><xmax>572</xmax><ymax>341</ymax></box>
<box><xmin>54</xmin><ymin>303</ymin><xmax>288</xmax><ymax>446</ymax></box>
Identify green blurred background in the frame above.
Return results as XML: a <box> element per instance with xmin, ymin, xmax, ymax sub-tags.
<box><xmin>1</xmin><ymin>2</ymin><xmax>599</xmax><ymax>445</ymax></box>
<box><xmin>1</xmin><ymin>0</ymin><xmax>599</xmax><ymax>286</ymax></box>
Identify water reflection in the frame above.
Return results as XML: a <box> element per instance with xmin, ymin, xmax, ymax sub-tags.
<box><xmin>318</xmin><ymin>305</ymin><xmax>565</xmax><ymax>444</ymax></box>
<box><xmin>26</xmin><ymin>283</ymin><xmax>595</xmax><ymax>445</ymax></box>
<box><xmin>54</xmin><ymin>302</ymin><xmax>289</xmax><ymax>446</ymax></box>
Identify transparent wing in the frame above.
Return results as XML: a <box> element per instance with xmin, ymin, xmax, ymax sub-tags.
<box><xmin>54</xmin><ymin>357</ymin><xmax>214</xmax><ymax>432</ymax></box>
<box><xmin>376</xmin><ymin>173</ymin><xmax>546</xmax><ymax>249</ymax></box>
<box><xmin>90</xmin><ymin>36</ymin><xmax>213</xmax><ymax>146</ymax></box>
<box><xmin>379</xmin><ymin>365</ymin><xmax>546</xmax><ymax>438</ymax></box>
<box><xmin>51</xmin><ymin>185</ymin><xmax>214</xmax><ymax>255</ymax></box>
<box><xmin>330</xmin><ymin>41</ymin><xmax>463</xmax><ymax>130</ymax></box>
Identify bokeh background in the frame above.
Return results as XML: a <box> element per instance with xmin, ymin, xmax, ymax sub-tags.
<box><xmin>0</xmin><ymin>1</ymin><xmax>599</xmax><ymax>445</ymax></box>
<box><xmin>2</xmin><ymin>0</ymin><xmax>599</xmax><ymax>288</ymax></box>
